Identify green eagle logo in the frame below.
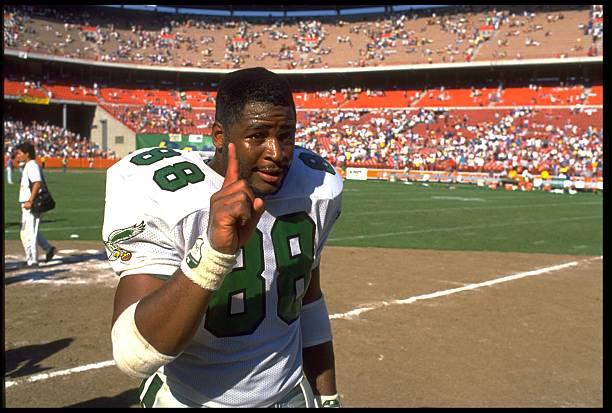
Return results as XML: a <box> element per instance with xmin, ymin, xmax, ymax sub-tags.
<box><xmin>104</xmin><ymin>221</ymin><xmax>145</xmax><ymax>262</ymax></box>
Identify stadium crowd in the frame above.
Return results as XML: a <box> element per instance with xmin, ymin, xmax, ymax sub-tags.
<box><xmin>107</xmin><ymin>103</ymin><xmax>215</xmax><ymax>134</ymax></box>
<box><xmin>3</xmin><ymin>5</ymin><xmax>602</xmax><ymax>178</ymax></box>
<box><xmin>3</xmin><ymin>102</ymin><xmax>601</xmax><ymax>179</ymax></box>
<box><xmin>3</xmin><ymin>119</ymin><xmax>116</xmax><ymax>160</ymax></box>
<box><xmin>3</xmin><ymin>5</ymin><xmax>602</xmax><ymax>69</ymax></box>
<box><xmin>295</xmin><ymin>106</ymin><xmax>602</xmax><ymax>179</ymax></box>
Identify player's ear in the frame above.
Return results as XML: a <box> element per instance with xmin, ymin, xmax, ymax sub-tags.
<box><xmin>212</xmin><ymin>122</ymin><xmax>225</xmax><ymax>151</ymax></box>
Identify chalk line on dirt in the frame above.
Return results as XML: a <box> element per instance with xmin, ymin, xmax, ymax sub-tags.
<box><xmin>4</xmin><ymin>256</ymin><xmax>601</xmax><ymax>389</ymax></box>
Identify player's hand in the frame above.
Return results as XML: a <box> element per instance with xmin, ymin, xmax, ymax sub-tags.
<box><xmin>208</xmin><ymin>143</ymin><xmax>265</xmax><ymax>254</ymax></box>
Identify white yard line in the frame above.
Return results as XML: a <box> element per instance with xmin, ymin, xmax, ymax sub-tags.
<box><xmin>4</xmin><ymin>256</ymin><xmax>602</xmax><ymax>389</ymax></box>
<box><xmin>5</xmin><ymin>360</ymin><xmax>117</xmax><ymax>389</ymax></box>
<box><xmin>330</xmin><ymin>256</ymin><xmax>602</xmax><ymax>320</ymax></box>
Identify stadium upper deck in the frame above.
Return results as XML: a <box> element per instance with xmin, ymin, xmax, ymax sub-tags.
<box><xmin>3</xmin><ymin>5</ymin><xmax>603</xmax><ymax>70</ymax></box>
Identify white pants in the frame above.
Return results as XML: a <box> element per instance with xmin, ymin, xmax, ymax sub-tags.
<box><xmin>138</xmin><ymin>371</ymin><xmax>316</xmax><ymax>408</ymax></box>
<box><xmin>20</xmin><ymin>205</ymin><xmax>52</xmax><ymax>265</ymax></box>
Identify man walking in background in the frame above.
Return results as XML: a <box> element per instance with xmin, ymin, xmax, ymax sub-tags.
<box><xmin>7</xmin><ymin>152</ymin><xmax>14</xmax><ymax>184</ymax></box>
<box><xmin>15</xmin><ymin>141</ymin><xmax>56</xmax><ymax>267</ymax></box>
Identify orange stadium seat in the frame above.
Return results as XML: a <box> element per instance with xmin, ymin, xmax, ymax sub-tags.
<box><xmin>342</xmin><ymin>90</ymin><xmax>416</xmax><ymax>109</ymax></box>
<box><xmin>585</xmin><ymin>85</ymin><xmax>602</xmax><ymax>105</ymax></box>
<box><xmin>4</xmin><ymin>80</ymin><xmax>24</xmax><ymax>96</ymax></box>
<box><xmin>44</xmin><ymin>84</ymin><xmax>98</xmax><ymax>102</ymax></box>
<box><xmin>293</xmin><ymin>92</ymin><xmax>345</xmax><ymax>109</ymax></box>
<box><xmin>4</xmin><ymin>79</ymin><xmax>48</xmax><ymax>99</ymax></box>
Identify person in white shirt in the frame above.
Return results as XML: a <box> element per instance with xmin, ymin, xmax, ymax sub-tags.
<box><xmin>7</xmin><ymin>152</ymin><xmax>14</xmax><ymax>184</ymax></box>
<box><xmin>104</xmin><ymin>68</ymin><xmax>343</xmax><ymax>408</ymax></box>
<box><xmin>15</xmin><ymin>141</ymin><xmax>56</xmax><ymax>267</ymax></box>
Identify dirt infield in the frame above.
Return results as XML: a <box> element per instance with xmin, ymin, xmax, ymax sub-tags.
<box><xmin>4</xmin><ymin>240</ymin><xmax>602</xmax><ymax>407</ymax></box>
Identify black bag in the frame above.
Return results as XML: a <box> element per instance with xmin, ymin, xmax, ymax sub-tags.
<box><xmin>29</xmin><ymin>165</ymin><xmax>56</xmax><ymax>214</ymax></box>
<box><xmin>32</xmin><ymin>187</ymin><xmax>55</xmax><ymax>214</ymax></box>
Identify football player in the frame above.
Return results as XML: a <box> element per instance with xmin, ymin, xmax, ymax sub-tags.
<box><xmin>104</xmin><ymin>67</ymin><xmax>343</xmax><ymax>407</ymax></box>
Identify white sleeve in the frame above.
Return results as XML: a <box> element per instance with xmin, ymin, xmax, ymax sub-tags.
<box><xmin>313</xmin><ymin>179</ymin><xmax>343</xmax><ymax>269</ymax></box>
<box><xmin>102</xmin><ymin>165</ymin><xmax>183</xmax><ymax>280</ymax></box>
<box><xmin>27</xmin><ymin>162</ymin><xmax>42</xmax><ymax>183</ymax></box>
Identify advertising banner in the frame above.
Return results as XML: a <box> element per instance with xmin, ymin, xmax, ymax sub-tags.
<box><xmin>136</xmin><ymin>134</ymin><xmax>215</xmax><ymax>155</ymax></box>
<box><xmin>18</xmin><ymin>96</ymin><xmax>49</xmax><ymax>105</ymax></box>
<box><xmin>346</xmin><ymin>167</ymin><xmax>368</xmax><ymax>180</ymax></box>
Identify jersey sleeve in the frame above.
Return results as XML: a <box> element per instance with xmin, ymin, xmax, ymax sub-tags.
<box><xmin>102</xmin><ymin>150</ymin><xmax>215</xmax><ymax>280</ymax></box>
<box><xmin>312</xmin><ymin>172</ymin><xmax>343</xmax><ymax>269</ymax></box>
<box><xmin>102</xmin><ymin>160</ymin><xmax>184</xmax><ymax>280</ymax></box>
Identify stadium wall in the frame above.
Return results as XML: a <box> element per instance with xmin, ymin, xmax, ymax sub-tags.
<box><xmin>90</xmin><ymin>105</ymin><xmax>137</xmax><ymax>158</ymax></box>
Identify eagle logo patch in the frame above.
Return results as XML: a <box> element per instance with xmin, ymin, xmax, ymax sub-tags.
<box><xmin>104</xmin><ymin>221</ymin><xmax>146</xmax><ymax>262</ymax></box>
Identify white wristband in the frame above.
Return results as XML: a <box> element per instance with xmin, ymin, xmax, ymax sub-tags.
<box><xmin>315</xmin><ymin>393</ymin><xmax>342</xmax><ymax>408</ymax></box>
<box><xmin>180</xmin><ymin>237</ymin><xmax>238</xmax><ymax>291</ymax></box>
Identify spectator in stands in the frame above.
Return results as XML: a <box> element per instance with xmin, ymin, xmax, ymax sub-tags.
<box><xmin>3</xmin><ymin>4</ymin><xmax>597</xmax><ymax>69</ymax></box>
<box><xmin>3</xmin><ymin>119</ymin><xmax>113</xmax><ymax>160</ymax></box>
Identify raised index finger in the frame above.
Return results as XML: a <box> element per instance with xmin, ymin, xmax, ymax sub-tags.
<box><xmin>222</xmin><ymin>142</ymin><xmax>239</xmax><ymax>187</ymax></box>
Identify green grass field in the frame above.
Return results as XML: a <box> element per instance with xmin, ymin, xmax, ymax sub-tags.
<box><xmin>4</xmin><ymin>169</ymin><xmax>602</xmax><ymax>256</ymax></box>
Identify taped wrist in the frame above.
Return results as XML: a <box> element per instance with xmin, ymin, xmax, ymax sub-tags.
<box><xmin>180</xmin><ymin>237</ymin><xmax>238</xmax><ymax>291</ymax></box>
<box><xmin>111</xmin><ymin>301</ymin><xmax>177</xmax><ymax>378</ymax></box>
<box><xmin>315</xmin><ymin>393</ymin><xmax>342</xmax><ymax>408</ymax></box>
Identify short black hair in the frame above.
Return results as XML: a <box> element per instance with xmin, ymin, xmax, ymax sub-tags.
<box><xmin>16</xmin><ymin>141</ymin><xmax>36</xmax><ymax>159</ymax></box>
<box><xmin>215</xmin><ymin>67</ymin><xmax>295</xmax><ymax>131</ymax></box>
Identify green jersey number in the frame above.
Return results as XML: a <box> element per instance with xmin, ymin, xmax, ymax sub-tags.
<box><xmin>130</xmin><ymin>148</ymin><xmax>205</xmax><ymax>191</ymax></box>
<box><xmin>205</xmin><ymin>212</ymin><xmax>316</xmax><ymax>337</ymax></box>
<box><xmin>130</xmin><ymin>149</ymin><xmax>317</xmax><ymax>338</ymax></box>
<box><xmin>130</xmin><ymin>147</ymin><xmax>181</xmax><ymax>166</ymax></box>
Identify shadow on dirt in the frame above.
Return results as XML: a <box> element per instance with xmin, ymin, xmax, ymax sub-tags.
<box><xmin>5</xmin><ymin>250</ymin><xmax>108</xmax><ymax>278</ymax></box>
<box><xmin>5</xmin><ymin>338</ymin><xmax>74</xmax><ymax>379</ymax></box>
<box><xmin>63</xmin><ymin>388</ymin><xmax>141</xmax><ymax>408</ymax></box>
<box><xmin>4</xmin><ymin>269</ymin><xmax>70</xmax><ymax>285</ymax></box>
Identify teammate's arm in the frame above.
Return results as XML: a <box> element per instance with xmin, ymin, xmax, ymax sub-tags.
<box><xmin>302</xmin><ymin>266</ymin><xmax>340</xmax><ymax>405</ymax></box>
<box><xmin>111</xmin><ymin>143</ymin><xmax>265</xmax><ymax>369</ymax></box>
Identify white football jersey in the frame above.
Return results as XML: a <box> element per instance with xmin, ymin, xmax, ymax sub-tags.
<box><xmin>102</xmin><ymin>146</ymin><xmax>342</xmax><ymax>407</ymax></box>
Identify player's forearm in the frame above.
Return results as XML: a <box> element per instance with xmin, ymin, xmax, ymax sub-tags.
<box><xmin>134</xmin><ymin>269</ymin><xmax>216</xmax><ymax>356</ymax></box>
<box><xmin>303</xmin><ymin>340</ymin><xmax>338</xmax><ymax>395</ymax></box>
<box><xmin>133</xmin><ymin>234</ymin><xmax>239</xmax><ymax>355</ymax></box>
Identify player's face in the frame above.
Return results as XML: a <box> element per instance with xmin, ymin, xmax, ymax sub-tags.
<box><xmin>224</xmin><ymin>101</ymin><xmax>296</xmax><ymax>196</ymax></box>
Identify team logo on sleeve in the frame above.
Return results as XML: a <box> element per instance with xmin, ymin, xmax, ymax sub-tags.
<box><xmin>104</xmin><ymin>221</ymin><xmax>146</xmax><ymax>262</ymax></box>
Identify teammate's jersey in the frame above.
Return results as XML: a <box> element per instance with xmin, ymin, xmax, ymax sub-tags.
<box><xmin>102</xmin><ymin>146</ymin><xmax>342</xmax><ymax>407</ymax></box>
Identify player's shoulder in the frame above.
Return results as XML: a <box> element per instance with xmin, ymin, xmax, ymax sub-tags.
<box><xmin>109</xmin><ymin>147</ymin><xmax>196</xmax><ymax>173</ymax></box>
<box><xmin>106</xmin><ymin>148</ymin><xmax>217</xmax><ymax>226</ymax></box>
<box><xmin>285</xmin><ymin>147</ymin><xmax>343</xmax><ymax>199</ymax></box>
<box><xmin>107</xmin><ymin>147</ymin><xmax>209</xmax><ymax>185</ymax></box>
